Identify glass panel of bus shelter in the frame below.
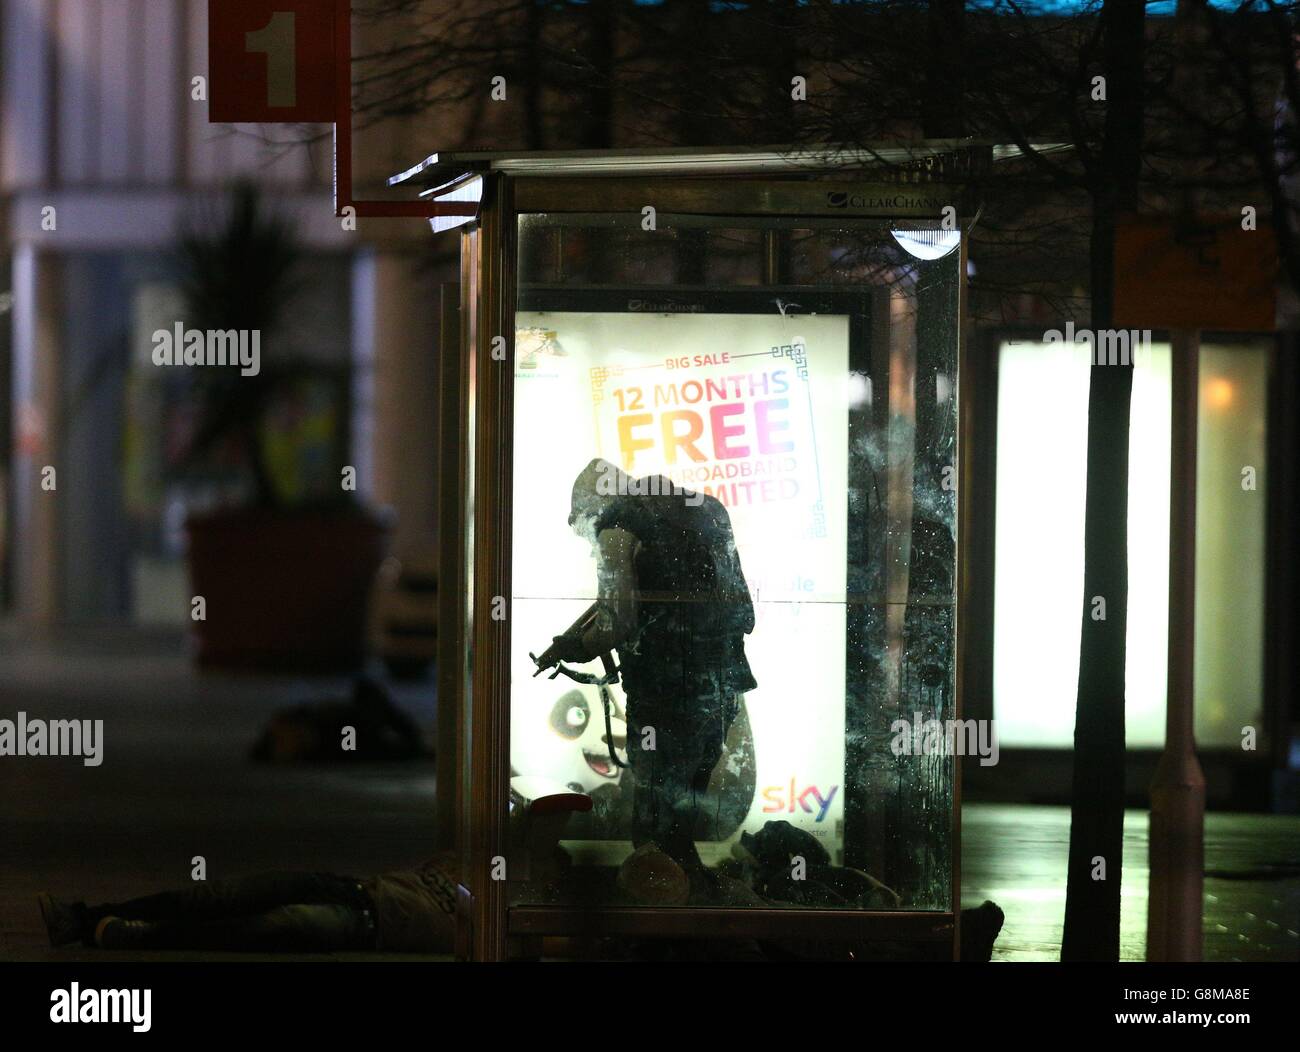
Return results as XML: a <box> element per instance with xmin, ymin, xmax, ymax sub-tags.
<box><xmin>508</xmin><ymin>211</ymin><xmax>961</xmax><ymax>911</ymax></box>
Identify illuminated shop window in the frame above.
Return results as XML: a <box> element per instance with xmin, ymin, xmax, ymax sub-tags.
<box><xmin>993</xmin><ymin>337</ymin><xmax>1268</xmax><ymax>749</ymax></box>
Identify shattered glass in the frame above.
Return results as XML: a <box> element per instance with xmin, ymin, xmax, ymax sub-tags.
<box><xmin>507</xmin><ymin>213</ymin><xmax>959</xmax><ymax>912</ymax></box>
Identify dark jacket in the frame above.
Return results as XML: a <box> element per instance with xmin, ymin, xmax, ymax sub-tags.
<box><xmin>594</xmin><ymin>481</ymin><xmax>757</xmax><ymax>702</ymax></box>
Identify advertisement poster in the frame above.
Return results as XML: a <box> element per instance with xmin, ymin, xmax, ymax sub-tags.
<box><xmin>511</xmin><ymin>309</ymin><xmax>850</xmax><ymax>859</ymax></box>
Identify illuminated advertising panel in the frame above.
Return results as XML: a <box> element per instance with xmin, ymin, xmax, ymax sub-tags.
<box><xmin>511</xmin><ymin>307</ymin><xmax>850</xmax><ymax>860</ymax></box>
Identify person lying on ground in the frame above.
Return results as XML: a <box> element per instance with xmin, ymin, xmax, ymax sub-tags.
<box><xmin>38</xmin><ymin>852</ymin><xmax>457</xmax><ymax>953</ymax></box>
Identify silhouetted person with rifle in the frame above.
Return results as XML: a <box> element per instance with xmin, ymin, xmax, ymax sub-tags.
<box><xmin>532</xmin><ymin>459</ymin><xmax>757</xmax><ymax>888</ymax></box>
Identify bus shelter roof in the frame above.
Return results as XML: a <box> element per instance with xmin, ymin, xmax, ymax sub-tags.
<box><xmin>388</xmin><ymin>140</ymin><xmax>1072</xmax><ymax>197</ymax></box>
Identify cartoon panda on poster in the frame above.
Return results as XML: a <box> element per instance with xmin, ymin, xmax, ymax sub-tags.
<box><xmin>511</xmin><ymin>682</ymin><xmax>757</xmax><ymax>842</ymax></box>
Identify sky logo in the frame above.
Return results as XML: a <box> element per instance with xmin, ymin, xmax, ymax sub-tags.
<box><xmin>761</xmin><ymin>778</ymin><xmax>839</xmax><ymax>822</ymax></box>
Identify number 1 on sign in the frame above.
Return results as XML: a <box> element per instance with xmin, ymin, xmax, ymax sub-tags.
<box><xmin>245</xmin><ymin>12</ymin><xmax>296</xmax><ymax>108</ymax></box>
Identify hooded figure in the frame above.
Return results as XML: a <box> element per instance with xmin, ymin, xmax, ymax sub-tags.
<box><xmin>559</xmin><ymin>457</ymin><xmax>757</xmax><ymax>876</ymax></box>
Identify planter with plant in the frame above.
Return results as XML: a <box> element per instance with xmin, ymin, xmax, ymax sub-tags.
<box><xmin>175</xmin><ymin>183</ymin><xmax>389</xmax><ymax>672</ymax></box>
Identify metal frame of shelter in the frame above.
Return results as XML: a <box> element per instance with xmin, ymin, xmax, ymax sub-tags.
<box><xmin>400</xmin><ymin>141</ymin><xmax>1033</xmax><ymax>961</ymax></box>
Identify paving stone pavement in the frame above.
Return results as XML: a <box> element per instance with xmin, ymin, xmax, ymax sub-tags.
<box><xmin>962</xmin><ymin>804</ymin><xmax>1300</xmax><ymax>962</ymax></box>
<box><xmin>3</xmin><ymin>624</ymin><xmax>1295</xmax><ymax>962</ymax></box>
<box><xmin>0</xmin><ymin>623</ymin><xmax>446</xmax><ymax>961</ymax></box>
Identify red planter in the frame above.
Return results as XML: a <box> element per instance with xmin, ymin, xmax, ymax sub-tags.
<box><xmin>185</xmin><ymin>506</ymin><xmax>390</xmax><ymax>672</ymax></box>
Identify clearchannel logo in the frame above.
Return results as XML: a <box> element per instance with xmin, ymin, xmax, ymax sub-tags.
<box><xmin>825</xmin><ymin>190</ymin><xmax>944</xmax><ymax>210</ymax></box>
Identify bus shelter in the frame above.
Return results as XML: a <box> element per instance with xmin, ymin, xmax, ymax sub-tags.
<box><xmin>400</xmin><ymin>144</ymin><xmax>992</xmax><ymax>960</ymax></box>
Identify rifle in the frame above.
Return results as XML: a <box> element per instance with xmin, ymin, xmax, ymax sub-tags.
<box><xmin>530</xmin><ymin>602</ymin><xmax>625</xmax><ymax>769</ymax></box>
<box><xmin>529</xmin><ymin>601</ymin><xmax>620</xmax><ymax>685</ymax></box>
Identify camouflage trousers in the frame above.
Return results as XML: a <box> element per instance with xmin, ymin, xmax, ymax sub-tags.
<box><xmin>623</xmin><ymin>686</ymin><xmax>741</xmax><ymax>873</ymax></box>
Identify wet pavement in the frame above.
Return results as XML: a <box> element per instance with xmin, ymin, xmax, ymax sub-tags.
<box><xmin>962</xmin><ymin>804</ymin><xmax>1300</xmax><ymax>961</ymax></box>
<box><xmin>2</xmin><ymin>624</ymin><xmax>1295</xmax><ymax>962</ymax></box>
<box><xmin>0</xmin><ymin>623</ymin><xmax>443</xmax><ymax>961</ymax></box>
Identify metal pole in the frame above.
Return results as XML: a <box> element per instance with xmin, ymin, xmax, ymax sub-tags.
<box><xmin>1146</xmin><ymin>329</ymin><xmax>1205</xmax><ymax>961</ymax></box>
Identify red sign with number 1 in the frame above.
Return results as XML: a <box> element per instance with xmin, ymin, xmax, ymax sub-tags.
<box><xmin>209</xmin><ymin>0</ymin><xmax>338</xmax><ymax>122</ymax></box>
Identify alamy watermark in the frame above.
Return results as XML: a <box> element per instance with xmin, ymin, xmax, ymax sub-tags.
<box><xmin>50</xmin><ymin>984</ymin><xmax>150</xmax><ymax>1032</ymax></box>
<box><xmin>1043</xmin><ymin>321</ymin><xmax>1151</xmax><ymax>366</ymax></box>
<box><xmin>596</xmin><ymin>461</ymin><xmax>703</xmax><ymax>506</ymax></box>
<box><xmin>151</xmin><ymin>323</ymin><xmax>261</xmax><ymax>377</ymax></box>
<box><xmin>0</xmin><ymin>713</ymin><xmax>103</xmax><ymax>766</ymax></box>
<box><xmin>890</xmin><ymin>713</ymin><xmax>999</xmax><ymax>767</ymax></box>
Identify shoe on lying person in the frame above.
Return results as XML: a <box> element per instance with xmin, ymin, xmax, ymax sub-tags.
<box><xmin>959</xmin><ymin>900</ymin><xmax>1006</xmax><ymax>963</ymax></box>
<box><xmin>94</xmin><ymin>916</ymin><xmax>159</xmax><ymax>950</ymax></box>
<box><xmin>37</xmin><ymin>893</ymin><xmax>88</xmax><ymax>948</ymax></box>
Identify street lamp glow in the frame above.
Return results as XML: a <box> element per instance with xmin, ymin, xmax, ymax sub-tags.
<box><xmin>890</xmin><ymin>227</ymin><xmax>961</xmax><ymax>260</ymax></box>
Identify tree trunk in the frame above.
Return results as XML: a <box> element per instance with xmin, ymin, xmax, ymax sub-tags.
<box><xmin>583</xmin><ymin>0</ymin><xmax>616</xmax><ymax>149</ymax></box>
<box><xmin>923</xmin><ymin>0</ymin><xmax>964</xmax><ymax>138</ymax></box>
<box><xmin>1061</xmin><ymin>0</ymin><xmax>1145</xmax><ymax>962</ymax></box>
